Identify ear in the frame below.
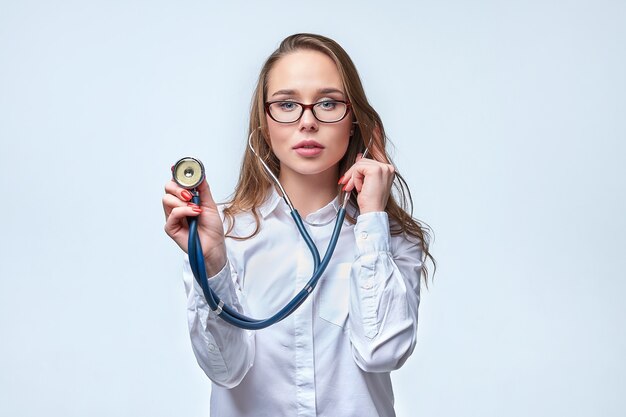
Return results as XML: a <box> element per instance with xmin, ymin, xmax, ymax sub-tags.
<box><xmin>350</xmin><ymin>119</ymin><xmax>358</xmax><ymax>136</ymax></box>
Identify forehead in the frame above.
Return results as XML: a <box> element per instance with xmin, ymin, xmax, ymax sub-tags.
<box><xmin>266</xmin><ymin>49</ymin><xmax>344</xmax><ymax>96</ymax></box>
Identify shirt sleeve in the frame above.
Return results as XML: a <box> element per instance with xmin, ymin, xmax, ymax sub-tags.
<box><xmin>182</xmin><ymin>256</ymin><xmax>255</xmax><ymax>388</ymax></box>
<box><xmin>348</xmin><ymin>212</ymin><xmax>422</xmax><ymax>373</ymax></box>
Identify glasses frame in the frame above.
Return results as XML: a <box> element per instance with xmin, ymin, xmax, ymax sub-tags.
<box><xmin>264</xmin><ymin>100</ymin><xmax>352</xmax><ymax>124</ymax></box>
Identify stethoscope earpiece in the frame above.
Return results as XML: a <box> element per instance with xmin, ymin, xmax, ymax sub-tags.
<box><xmin>172</xmin><ymin>157</ymin><xmax>205</xmax><ymax>189</ymax></box>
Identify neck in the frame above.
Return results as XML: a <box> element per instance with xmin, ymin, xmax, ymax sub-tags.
<box><xmin>278</xmin><ymin>168</ymin><xmax>339</xmax><ymax>217</ymax></box>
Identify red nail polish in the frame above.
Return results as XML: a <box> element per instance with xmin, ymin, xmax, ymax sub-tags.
<box><xmin>192</xmin><ymin>206</ymin><xmax>202</xmax><ymax>213</ymax></box>
<box><xmin>171</xmin><ymin>165</ymin><xmax>175</xmax><ymax>172</ymax></box>
<box><xmin>181</xmin><ymin>190</ymin><xmax>192</xmax><ymax>201</ymax></box>
<box><xmin>342</xmin><ymin>184</ymin><xmax>349</xmax><ymax>191</ymax></box>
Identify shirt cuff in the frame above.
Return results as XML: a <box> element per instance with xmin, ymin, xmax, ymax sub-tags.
<box><xmin>354</xmin><ymin>211</ymin><xmax>391</xmax><ymax>255</ymax></box>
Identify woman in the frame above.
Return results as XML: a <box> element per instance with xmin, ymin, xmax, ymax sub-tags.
<box><xmin>163</xmin><ymin>33</ymin><xmax>433</xmax><ymax>417</ymax></box>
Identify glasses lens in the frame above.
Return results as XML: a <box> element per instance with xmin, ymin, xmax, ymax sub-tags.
<box><xmin>268</xmin><ymin>101</ymin><xmax>348</xmax><ymax>123</ymax></box>
<box><xmin>313</xmin><ymin>101</ymin><xmax>347</xmax><ymax>122</ymax></box>
<box><xmin>268</xmin><ymin>102</ymin><xmax>303</xmax><ymax>123</ymax></box>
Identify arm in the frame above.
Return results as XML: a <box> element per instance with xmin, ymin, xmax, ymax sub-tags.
<box><xmin>336</xmin><ymin>132</ymin><xmax>422</xmax><ymax>372</ymax></box>
<box><xmin>183</xmin><ymin>257</ymin><xmax>255</xmax><ymax>388</ymax></box>
<box><xmin>348</xmin><ymin>212</ymin><xmax>421</xmax><ymax>373</ymax></box>
<box><xmin>163</xmin><ymin>178</ymin><xmax>254</xmax><ymax>387</ymax></box>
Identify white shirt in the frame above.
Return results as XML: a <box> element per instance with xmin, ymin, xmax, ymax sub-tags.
<box><xmin>182</xmin><ymin>189</ymin><xmax>422</xmax><ymax>417</ymax></box>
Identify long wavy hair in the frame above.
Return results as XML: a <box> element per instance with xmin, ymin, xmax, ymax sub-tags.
<box><xmin>223</xmin><ymin>33</ymin><xmax>435</xmax><ymax>283</ymax></box>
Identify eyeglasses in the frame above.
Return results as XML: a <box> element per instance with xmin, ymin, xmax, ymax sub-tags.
<box><xmin>265</xmin><ymin>100</ymin><xmax>351</xmax><ymax>123</ymax></box>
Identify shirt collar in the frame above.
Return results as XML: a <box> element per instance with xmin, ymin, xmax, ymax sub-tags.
<box><xmin>258</xmin><ymin>187</ymin><xmax>283</xmax><ymax>219</ymax></box>
<box><xmin>304</xmin><ymin>197</ymin><xmax>340</xmax><ymax>226</ymax></box>
<box><xmin>259</xmin><ymin>187</ymin><xmax>341</xmax><ymax>226</ymax></box>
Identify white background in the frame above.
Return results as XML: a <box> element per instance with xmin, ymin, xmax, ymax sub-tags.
<box><xmin>1</xmin><ymin>1</ymin><xmax>624</xmax><ymax>416</ymax></box>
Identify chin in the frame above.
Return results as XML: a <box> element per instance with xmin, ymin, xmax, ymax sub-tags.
<box><xmin>283</xmin><ymin>159</ymin><xmax>339</xmax><ymax>177</ymax></box>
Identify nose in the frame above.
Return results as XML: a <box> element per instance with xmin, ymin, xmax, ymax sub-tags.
<box><xmin>299</xmin><ymin>107</ymin><xmax>319</xmax><ymax>131</ymax></box>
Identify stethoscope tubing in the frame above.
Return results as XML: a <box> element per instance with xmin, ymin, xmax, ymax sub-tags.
<box><xmin>187</xmin><ymin>192</ymin><xmax>346</xmax><ymax>330</ymax></box>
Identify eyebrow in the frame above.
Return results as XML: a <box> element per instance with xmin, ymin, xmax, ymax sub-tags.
<box><xmin>270</xmin><ymin>88</ymin><xmax>345</xmax><ymax>97</ymax></box>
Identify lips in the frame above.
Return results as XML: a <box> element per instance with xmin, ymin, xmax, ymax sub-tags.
<box><xmin>293</xmin><ymin>140</ymin><xmax>324</xmax><ymax>150</ymax></box>
<box><xmin>293</xmin><ymin>140</ymin><xmax>324</xmax><ymax>157</ymax></box>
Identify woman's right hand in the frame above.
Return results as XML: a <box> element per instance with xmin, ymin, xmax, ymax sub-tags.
<box><xmin>163</xmin><ymin>179</ymin><xmax>227</xmax><ymax>277</ymax></box>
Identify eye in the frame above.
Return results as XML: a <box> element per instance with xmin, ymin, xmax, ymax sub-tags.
<box><xmin>316</xmin><ymin>100</ymin><xmax>338</xmax><ymax>111</ymax></box>
<box><xmin>278</xmin><ymin>101</ymin><xmax>299</xmax><ymax>111</ymax></box>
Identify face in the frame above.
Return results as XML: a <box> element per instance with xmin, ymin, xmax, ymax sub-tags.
<box><xmin>265</xmin><ymin>49</ymin><xmax>352</xmax><ymax>182</ymax></box>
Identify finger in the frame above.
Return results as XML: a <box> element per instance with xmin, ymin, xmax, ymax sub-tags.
<box><xmin>352</xmin><ymin>170</ymin><xmax>365</xmax><ymax>193</ymax></box>
<box><xmin>162</xmin><ymin>193</ymin><xmax>189</xmax><ymax>219</ymax></box>
<box><xmin>342</xmin><ymin>174</ymin><xmax>356</xmax><ymax>193</ymax></box>
<box><xmin>165</xmin><ymin>180</ymin><xmax>194</xmax><ymax>202</ymax></box>
<box><xmin>347</xmin><ymin>161</ymin><xmax>389</xmax><ymax>194</ymax></box>
<box><xmin>339</xmin><ymin>154</ymin><xmax>365</xmax><ymax>185</ymax></box>
<box><xmin>164</xmin><ymin>205</ymin><xmax>202</xmax><ymax>237</ymax></box>
<box><xmin>339</xmin><ymin>169</ymin><xmax>351</xmax><ymax>185</ymax></box>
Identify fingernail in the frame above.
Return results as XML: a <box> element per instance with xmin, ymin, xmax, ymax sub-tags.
<box><xmin>192</xmin><ymin>206</ymin><xmax>202</xmax><ymax>213</ymax></box>
<box><xmin>171</xmin><ymin>165</ymin><xmax>175</xmax><ymax>172</ymax></box>
<box><xmin>181</xmin><ymin>190</ymin><xmax>192</xmax><ymax>201</ymax></box>
<box><xmin>342</xmin><ymin>184</ymin><xmax>349</xmax><ymax>191</ymax></box>
<box><xmin>338</xmin><ymin>175</ymin><xmax>344</xmax><ymax>184</ymax></box>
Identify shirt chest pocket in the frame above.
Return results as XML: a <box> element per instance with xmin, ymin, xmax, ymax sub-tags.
<box><xmin>318</xmin><ymin>262</ymin><xmax>352</xmax><ymax>329</ymax></box>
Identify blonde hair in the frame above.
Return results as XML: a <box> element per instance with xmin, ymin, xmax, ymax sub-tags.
<box><xmin>223</xmin><ymin>33</ymin><xmax>434</xmax><ymax>282</ymax></box>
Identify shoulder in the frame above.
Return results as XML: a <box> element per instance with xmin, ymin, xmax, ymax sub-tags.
<box><xmin>218</xmin><ymin>202</ymin><xmax>259</xmax><ymax>237</ymax></box>
<box><xmin>218</xmin><ymin>188</ymin><xmax>280</xmax><ymax>238</ymax></box>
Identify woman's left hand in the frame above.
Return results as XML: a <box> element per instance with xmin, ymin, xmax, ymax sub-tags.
<box><xmin>339</xmin><ymin>152</ymin><xmax>395</xmax><ymax>214</ymax></box>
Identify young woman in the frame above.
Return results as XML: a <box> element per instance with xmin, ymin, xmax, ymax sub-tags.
<box><xmin>163</xmin><ymin>33</ymin><xmax>433</xmax><ymax>417</ymax></box>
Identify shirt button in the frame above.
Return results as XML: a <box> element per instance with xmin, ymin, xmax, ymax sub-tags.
<box><xmin>362</xmin><ymin>280</ymin><xmax>373</xmax><ymax>290</ymax></box>
<box><xmin>360</xmin><ymin>231</ymin><xmax>368</xmax><ymax>240</ymax></box>
<box><xmin>208</xmin><ymin>343</ymin><xmax>216</xmax><ymax>352</ymax></box>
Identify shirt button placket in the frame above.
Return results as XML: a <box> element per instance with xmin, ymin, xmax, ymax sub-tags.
<box><xmin>294</xmin><ymin>228</ymin><xmax>317</xmax><ymax>417</ymax></box>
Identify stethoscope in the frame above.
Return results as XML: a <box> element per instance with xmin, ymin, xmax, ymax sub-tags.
<box><xmin>173</xmin><ymin>130</ymin><xmax>369</xmax><ymax>330</ymax></box>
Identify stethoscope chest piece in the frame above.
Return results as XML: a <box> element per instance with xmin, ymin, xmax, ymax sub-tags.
<box><xmin>173</xmin><ymin>157</ymin><xmax>205</xmax><ymax>189</ymax></box>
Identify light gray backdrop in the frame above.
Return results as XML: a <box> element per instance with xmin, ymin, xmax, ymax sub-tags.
<box><xmin>1</xmin><ymin>1</ymin><xmax>624</xmax><ymax>416</ymax></box>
